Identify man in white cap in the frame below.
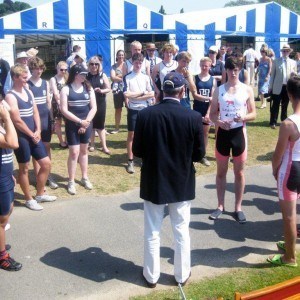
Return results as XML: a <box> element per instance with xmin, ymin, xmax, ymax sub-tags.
<box><xmin>269</xmin><ymin>44</ymin><xmax>297</xmax><ymax>129</ymax></box>
<box><xmin>3</xmin><ymin>51</ymin><xmax>31</xmax><ymax>95</ymax></box>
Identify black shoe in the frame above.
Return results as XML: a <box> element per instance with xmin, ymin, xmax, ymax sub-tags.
<box><xmin>177</xmin><ymin>271</ymin><xmax>191</xmax><ymax>286</ymax></box>
<box><xmin>209</xmin><ymin>208</ymin><xmax>223</xmax><ymax>220</ymax></box>
<box><xmin>142</xmin><ymin>273</ymin><xmax>157</xmax><ymax>288</ymax></box>
<box><xmin>0</xmin><ymin>253</ymin><xmax>22</xmax><ymax>271</ymax></box>
<box><xmin>5</xmin><ymin>244</ymin><xmax>11</xmax><ymax>251</ymax></box>
<box><xmin>234</xmin><ymin>211</ymin><xmax>246</xmax><ymax>224</ymax></box>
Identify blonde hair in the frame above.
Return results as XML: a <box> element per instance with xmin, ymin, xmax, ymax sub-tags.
<box><xmin>10</xmin><ymin>63</ymin><xmax>28</xmax><ymax>78</ymax></box>
<box><xmin>200</xmin><ymin>57</ymin><xmax>212</xmax><ymax>64</ymax></box>
<box><xmin>56</xmin><ymin>61</ymin><xmax>68</xmax><ymax>81</ymax></box>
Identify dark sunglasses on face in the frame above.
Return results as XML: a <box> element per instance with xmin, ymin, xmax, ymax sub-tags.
<box><xmin>90</xmin><ymin>63</ymin><xmax>99</xmax><ymax>66</ymax></box>
<box><xmin>60</xmin><ymin>69</ymin><xmax>67</xmax><ymax>71</ymax></box>
<box><xmin>209</xmin><ymin>50</ymin><xmax>216</xmax><ymax>54</ymax></box>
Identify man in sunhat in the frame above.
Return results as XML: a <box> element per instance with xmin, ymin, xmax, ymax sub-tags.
<box><xmin>132</xmin><ymin>72</ymin><xmax>205</xmax><ymax>288</ymax></box>
<box><xmin>269</xmin><ymin>44</ymin><xmax>297</xmax><ymax>129</ymax></box>
<box><xmin>3</xmin><ymin>51</ymin><xmax>31</xmax><ymax>95</ymax></box>
<box><xmin>145</xmin><ymin>43</ymin><xmax>161</xmax><ymax>74</ymax></box>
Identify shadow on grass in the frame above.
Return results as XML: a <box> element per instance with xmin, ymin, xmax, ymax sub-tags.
<box><xmin>256</xmin><ymin>151</ymin><xmax>273</xmax><ymax>162</ymax></box>
<box><xmin>160</xmin><ymin>245</ymin><xmax>272</xmax><ymax>269</ymax></box>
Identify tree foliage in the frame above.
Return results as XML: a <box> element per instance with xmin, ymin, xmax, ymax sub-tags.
<box><xmin>224</xmin><ymin>0</ymin><xmax>300</xmax><ymax>14</ymax></box>
<box><xmin>159</xmin><ymin>5</ymin><xmax>166</xmax><ymax>15</ymax></box>
<box><xmin>0</xmin><ymin>0</ymin><xmax>31</xmax><ymax>17</ymax></box>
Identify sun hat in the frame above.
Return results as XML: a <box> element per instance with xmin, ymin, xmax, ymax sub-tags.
<box><xmin>16</xmin><ymin>51</ymin><xmax>28</xmax><ymax>59</ymax></box>
<box><xmin>281</xmin><ymin>44</ymin><xmax>293</xmax><ymax>52</ymax></box>
<box><xmin>209</xmin><ymin>45</ymin><xmax>218</xmax><ymax>53</ymax></box>
<box><xmin>74</xmin><ymin>51</ymin><xmax>86</xmax><ymax>61</ymax></box>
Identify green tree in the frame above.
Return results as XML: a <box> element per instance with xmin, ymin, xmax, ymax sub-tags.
<box><xmin>224</xmin><ymin>0</ymin><xmax>255</xmax><ymax>7</ymax></box>
<box><xmin>0</xmin><ymin>0</ymin><xmax>31</xmax><ymax>17</ymax></box>
<box><xmin>180</xmin><ymin>8</ymin><xmax>184</xmax><ymax>13</ymax></box>
<box><xmin>159</xmin><ymin>5</ymin><xmax>166</xmax><ymax>15</ymax></box>
<box><xmin>258</xmin><ymin>0</ymin><xmax>300</xmax><ymax>15</ymax></box>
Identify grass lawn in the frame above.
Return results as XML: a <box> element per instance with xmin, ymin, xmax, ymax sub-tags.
<box><xmin>14</xmin><ymin>94</ymin><xmax>280</xmax><ymax>203</ymax></box>
<box><xmin>130</xmin><ymin>253</ymin><xmax>300</xmax><ymax>299</ymax></box>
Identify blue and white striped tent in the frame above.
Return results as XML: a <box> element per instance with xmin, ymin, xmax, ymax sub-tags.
<box><xmin>0</xmin><ymin>0</ymin><xmax>299</xmax><ymax>74</ymax></box>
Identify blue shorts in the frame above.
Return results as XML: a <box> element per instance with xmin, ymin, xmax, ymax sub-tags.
<box><xmin>0</xmin><ymin>188</ymin><xmax>14</xmax><ymax>216</ymax></box>
<box><xmin>127</xmin><ymin>109</ymin><xmax>139</xmax><ymax>132</ymax></box>
<box><xmin>65</xmin><ymin>121</ymin><xmax>92</xmax><ymax>146</ymax></box>
<box><xmin>14</xmin><ymin>136</ymin><xmax>48</xmax><ymax>164</ymax></box>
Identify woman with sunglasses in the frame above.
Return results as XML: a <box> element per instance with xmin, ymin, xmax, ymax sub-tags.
<box><xmin>86</xmin><ymin>56</ymin><xmax>111</xmax><ymax>154</ymax></box>
<box><xmin>110</xmin><ymin>50</ymin><xmax>126</xmax><ymax>134</ymax></box>
<box><xmin>60</xmin><ymin>64</ymin><xmax>97</xmax><ymax>195</ymax></box>
<box><xmin>49</xmin><ymin>61</ymin><xmax>68</xmax><ymax>149</ymax></box>
<box><xmin>208</xmin><ymin>45</ymin><xmax>224</xmax><ymax>87</ymax></box>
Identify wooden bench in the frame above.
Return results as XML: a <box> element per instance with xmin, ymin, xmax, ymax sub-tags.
<box><xmin>235</xmin><ymin>276</ymin><xmax>300</xmax><ymax>300</ymax></box>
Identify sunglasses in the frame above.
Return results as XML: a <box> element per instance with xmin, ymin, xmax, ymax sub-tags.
<box><xmin>209</xmin><ymin>50</ymin><xmax>216</xmax><ymax>54</ymax></box>
<box><xmin>89</xmin><ymin>63</ymin><xmax>99</xmax><ymax>66</ymax></box>
<box><xmin>60</xmin><ymin>69</ymin><xmax>67</xmax><ymax>71</ymax></box>
<box><xmin>282</xmin><ymin>50</ymin><xmax>290</xmax><ymax>53</ymax></box>
<box><xmin>147</xmin><ymin>49</ymin><xmax>155</xmax><ymax>52</ymax></box>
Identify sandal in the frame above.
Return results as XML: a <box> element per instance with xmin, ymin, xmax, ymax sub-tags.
<box><xmin>234</xmin><ymin>211</ymin><xmax>246</xmax><ymax>224</ymax></box>
<box><xmin>101</xmin><ymin>149</ymin><xmax>111</xmax><ymax>155</ymax></box>
<box><xmin>209</xmin><ymin>208</ymin><xmax>223</xmax><ymax>220</ymax></box>
<box><xmin>59</xmin><ymin>142</ymin><xmax>68</xmax><ymax>149</ymax></box>
<box><xmin>267</xmin><ymin>254</ymin><xmax>297</xmax><ymax>267</ymax></box>
<box><xmin>276</xmin><ymin>241</ymin><xmax>286</xmax><ymax>252</ymax></box>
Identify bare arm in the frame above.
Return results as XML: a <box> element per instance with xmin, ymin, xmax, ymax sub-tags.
<box><xmin>94</xmin><ymin>73</ymin><xmax>111</xmax><ymax>95</ymax></box>
<box><xmin>110</xmin><ymin>66</ymin><xmax>123</xmax><ymax>83</ymax></box>
<box><xmin>0</xmin><ymin>103</ymin><xmax>18</xmax><ymax>149</ymax></box>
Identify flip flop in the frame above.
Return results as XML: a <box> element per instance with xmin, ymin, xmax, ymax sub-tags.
<box><xmin>276</xmin><ymin>241</ymin><xmax>286</xmax><ymax>252</ymax></box>
<box><xmin>267</xmin><ymin>254</ymin><xmax>298</xmax><ymax>268</ymax></box>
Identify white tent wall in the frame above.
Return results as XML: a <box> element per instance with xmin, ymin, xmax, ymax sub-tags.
<box><xmin>186</xmin><ymin>35</ymin><xmax>205</xmax><ymax>75</ymax></box>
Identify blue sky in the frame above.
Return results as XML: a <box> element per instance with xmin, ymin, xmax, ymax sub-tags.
<box><xmin>25</xmin><ymin>0</ymin><xmax>230</xmax><ymax>13</ymax></box>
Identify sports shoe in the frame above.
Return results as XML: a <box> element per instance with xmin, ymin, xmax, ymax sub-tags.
<box><xmin>25</xmin><ymin>199</ymin><xmax>43</xmax><ymax>211</ymax></box>
<box><xmin>4</xmin><ymin>223</ymin><xmax>10</xmax><ymax>231</ymax></box>
<box><xmin>67</xmin><ymin>181</ymin><xmax>76</xmax><ymax>195</ymax></box>
<box><xmin>35</xmin><ymin>194</ymin><xmax>57</xmax><ymax>202</ymax></box>
<box><xmin>47</xmin><ymin>177</ymin><xmax>58</xmax><ymax>189</ymax></box>
<box><xmin>110</xmin><ymin>129</ymin><xmax>119</xmax><ymax>134</ymax></box>
<box><xmin>0</xmin><ymin>253</ymin><xmax>22</xmax><ymax>271</ymax></box>
<box><xmin>200</xmin><ymin>157</ymin><xmax>211</xmax><ymax>166</ymax></box>
<box><xmin>126</xmin><ymin>161</ymin><xmax>135</xmax><ymax>174</ymax></box>
<box><xmin>81</xmin><ymin>178</ymin><xmax>93</xmax><ymax>190</ymax></box>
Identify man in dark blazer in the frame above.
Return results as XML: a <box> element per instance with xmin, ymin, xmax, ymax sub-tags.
<box><xmin>132</xmin><ymin>72</ymin><xmax>205</xmax><ymax>288</ymax></box>
<box><xmin>269</xmin><ymin>44</ymin><xmax>297</xmax><ymax>129</ymax></box>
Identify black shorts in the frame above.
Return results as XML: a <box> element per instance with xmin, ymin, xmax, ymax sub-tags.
<box><xmin>0</xmin><ymin>188</ymin><xmax>14</xmax><ymax>216</ymax></box>
<box><xmin>127</xmin><ymin>109</ymin><xmax>139</xmax><ymax>132</ymax></box>
<box><xmin>216</xmin><ymin>126</ymin><xmax>247</xmax><ymax>162</ymax></box>
<box><xmin>113</xmin><ymin>92</ymin><xmax>125</xmax><ymax>109</ymax></box>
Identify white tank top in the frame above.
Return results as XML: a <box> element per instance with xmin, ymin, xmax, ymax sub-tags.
<box><xmin>159</xmin><ymin>60</ymin><xmax>178</xmax><ymax>90</ymax></box>
<box><xmin>218</xmin><ymin>83</ymin><xmax>248</xmax><ymax>129</ymax></box>
<box><xmin>286</xmin><ymin>114</ymin><xmax>300</xmax><ymax>161</ymax></box>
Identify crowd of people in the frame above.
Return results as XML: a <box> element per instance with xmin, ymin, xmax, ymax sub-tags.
<box><xmin>0</xmin><ymin>41</ymin><xmax>299</xmax><ymax>287</ymax></box>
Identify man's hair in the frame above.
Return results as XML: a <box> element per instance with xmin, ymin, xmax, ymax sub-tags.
<box><xmin>28</xmin><ymin>56</ymin><xmax>46</xmax><ymax>72</ymax></box>
<box><xmin>225</xmin><ymin>56</ymin><xmax>243</xmax><ymax>70</ymax></box>
<box><xmin>130</xmin><ymin>40</ymin><xmax>142</xmax><ymax>49</ymax></box>
<box><xmin>176</xmin><ymin>51</ymin><xmax>192</xmax><ymax>62</ymax></box>
<box><xmin>200</xmin><ymin>57</ymin><xmax>212</xmax><ymax>64</ymax></box>
<box><xmin>287</xmin><ymin>75</ymin><xmax>300</xmax><ymax>100</ymax></box>
<box><xmin>10</xmin><ymin>63</ymin><xmax>28</xmax><ymax>78</ymax></box>
<box><xmin>132</xmin><ymin>53</ymin><xmax>144</xmax><ymax>62</ymax></box>
<box><xmin>73</xmin><ymin>45</ymin><xmax>81</xmax><ymax>52</ymax></box>
<box><xmin>164</xmin><ymin>86</ymin><xmax>183</xmax><ymax>97</ymax></box>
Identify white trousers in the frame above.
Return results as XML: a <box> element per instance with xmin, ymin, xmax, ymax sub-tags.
<box><xmin>143</xmin><ymin>200</ymin><xmax>191</xmax><ymax>284</ymax></box>
<box><xmin>246</xmin><ymin>61</ymin><xmax>255</xmax><ymax>85</ymax></box>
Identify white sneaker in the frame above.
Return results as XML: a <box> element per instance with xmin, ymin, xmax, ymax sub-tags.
<box><xmin>35</xmin><ymin>194</ymin><xmax>57</xmax><ymax>202</ymax></box>
<box><xmin>47</xmin><ymin>177</ymin><xmax>58</xmax><ymax>189</ymax></box>
<box><xmin>5</xmin><ymin>223</ymin><xmax>11</xmax><ymax>231</ymax></box>
<box><xmin>81</xmin><ymin>178</ymin><xmax>93</xmax><ymax>190</ymax></box>
<box><xmin>67</xmin><ymin>181</ymin><xmax>76</xmax><ymax>195</ymax></box>
<box><xmin>200</xmin><ymin>157</ymin><xmax>211</xmax><ymax>167</ymax></box>
<box><xmin>126</xmin><ymin>161</ymin><xmax>135</xmax><ymax>174</ymax></box>
<box><xmin>25</xmin><ymin>199</ymin><xmax>43</xmax><ymax>211</ymax></box>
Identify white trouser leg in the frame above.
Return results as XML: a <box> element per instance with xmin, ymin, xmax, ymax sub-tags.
<box><xmin>143</xmin><ymin>200</ymin><xmax>165</xmax><ymax>284</ymax></box>
<box><xmin>169</xmin><ymin>201</ymin><xmax>191</xmax><ymax>283</ymax></box>
<box><xmin>246</xmin><ymin>62</ymin><xmax>255</xmax><ymax>85</ymax></box>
